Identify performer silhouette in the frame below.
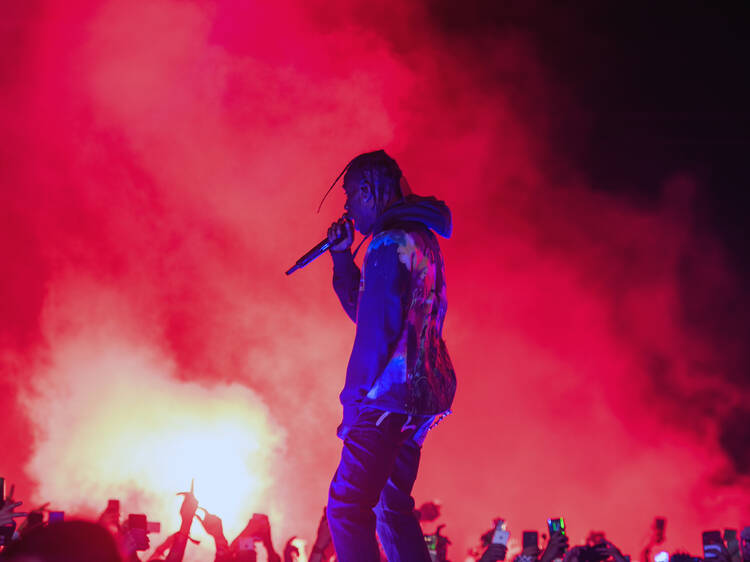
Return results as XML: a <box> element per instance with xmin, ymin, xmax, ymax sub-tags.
<box><xmin>324</xmin><ymin>150</ymin><xmax>456</xmax><ymax>562</ymax></box>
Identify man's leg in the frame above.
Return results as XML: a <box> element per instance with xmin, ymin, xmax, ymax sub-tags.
<box><xmin>374</xmin><ymin>436</ymin><xmax>432</xmax><ymax>562</ymax></box>
<box><xmin>327</xmin><ymin>409</ymin><xmax>403</xmax><ymax>562</ymax></box>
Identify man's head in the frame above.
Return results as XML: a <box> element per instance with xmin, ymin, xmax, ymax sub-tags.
<box><xmin>342</xmin><ymin>150</ymin><xmax>404</xmax><ymax>235</ymax></box>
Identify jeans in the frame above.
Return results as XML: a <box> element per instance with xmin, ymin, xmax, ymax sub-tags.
<box><xmin>327</xmin><ymin>407</ymin><xmax>432</xmax><ymax>562</ymax></box>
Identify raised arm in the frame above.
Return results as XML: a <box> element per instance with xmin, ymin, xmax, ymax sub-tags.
<box><xmin>164</xmin><ymin>483</ymin><xmax>199</xmax><ymax>562</ymax></box>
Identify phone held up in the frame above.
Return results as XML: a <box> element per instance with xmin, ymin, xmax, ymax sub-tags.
<box><xmin>128</xmin><ymin>513</ymin><xmax>162</xmax><ymax>551</ymax></box>
<box><xmin>703</xmin><ymin>530</ymin><xmax>724</xmax><ymax>561</ymax></box>
<box><xmin>493</xmin><ymin>519</ymin><xmax>510</xmax><ymax>546</ymax></box>
<box><xmin>424</xmin><ymin>533</ymin><xmax>438</xmax><ymax>562</ymax></box>
<box><xmin>548</xmin><ymin>517</ymin><xmax>566</xmax><ymax>536</ymax></box>
<box><xmin>523</xmin><ymin>531</ymin><xmax>539</xmax><ymax>551</ymax></box>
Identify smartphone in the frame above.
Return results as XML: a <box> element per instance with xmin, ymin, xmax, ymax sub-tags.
<box><xmin>523</xmin><ymin>531</ymin><xmax>539</xmax><ymax>550</ymax></box>
<box><xmin>725</xmin><ymin>529</ymin><xmax>740</xmax><ymax>562</ymax></box>
<box><xmin>548</xmin><ymin>518</ymin><xmax>566</xmax><ymax>536</ymax></box>
<box><xmin>424</xmin><ymin>534</ymin><xmax>439</xmax><ymax>562</ymax></box>
<box><xmin>147</xmin><ymin>521</ymin><xmax>161</xmax><ymax>534</ymax></box>
<box><xmin>493</xmin><ymin>519</ymin><xmax>510</xmax><ymax>546</ymax></box>
<box><xmin>703</xmin><ymin>530</ymin><xmax>724</xmax><ymax>560</ymax></box>
<box><xmin>48</xmin><ymin>511</ymin><xmax>65</xmax><ymax>523</ymax></box>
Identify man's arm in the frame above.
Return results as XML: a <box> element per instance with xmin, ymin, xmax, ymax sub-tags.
<box><xmin>331</xmin><ymin>250</ymin><xmax>360</xmax><ymax>322</ymax></box>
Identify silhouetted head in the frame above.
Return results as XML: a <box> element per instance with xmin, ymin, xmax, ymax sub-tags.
<box><xmin>0</xmin><ymin>520</ymin><xmax>120</xmax><ymax>562</ymax></box>
<box><xmin>342</xmin><ymin>150</ymin><xmax>405</xmax><ymax>235</ymax></box>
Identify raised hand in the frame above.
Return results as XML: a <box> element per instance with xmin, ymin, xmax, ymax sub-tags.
<box><xmin>283</xmin><ymin>537</ymin><xmax>300</xmax><ymax>562</ymax></box>
<box><xmin>177</xmin><ymin>479</ymin><xmax>198</xmax><ymax>525</ymax></box>
<box><xmin>479</xmin><ymin>543</ymin><xmax>508</xmax><ymax>562</ymax></box>
<box><xmin>310</xmin><ymin>508</ymin><xmax>335</xmax><ymax>561</ymax></box>
<box><xmin>0</xmin><ymin>502</ymin><xmax>27</xmax><ymax>526</ymax></box>
<box><xmin>541</xmin><ymin>532</ymin><xmax>570</xmax><ymax>562</ymax></box>
<box><xmin>0</xmin><ymin>484</ymin><xmax>28</xmax><ymax>527</ymax></box>
<box><xmin>196</xmin><ymin>507</ymin><xmax>225</xmax><ymax>539</ymax></box>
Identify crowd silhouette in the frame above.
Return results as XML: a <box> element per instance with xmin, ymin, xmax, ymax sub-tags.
<box><xmin>1</xmin><ymin>477</ymin><xmax>748</xmax><ymax>562</ymax></box>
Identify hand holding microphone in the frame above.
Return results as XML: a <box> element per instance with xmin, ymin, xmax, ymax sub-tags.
<box><xmin>285</xmin><ymin>216</ymin><xmax>354</xmax><ymax>275</ymax></box>
<box><xmin>327</xmin><ymin>216</ymin><xmax>354</xmax><ymax>252</ymax></box>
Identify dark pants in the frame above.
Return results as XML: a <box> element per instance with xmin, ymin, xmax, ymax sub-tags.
<box><xmin>327</xmin><ymin>408</ymin><xmax>432</xmax><ymax>562</ymax></box>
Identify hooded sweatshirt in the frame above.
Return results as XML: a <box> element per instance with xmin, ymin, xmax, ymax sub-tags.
<box><xmin>330</xmin><ymin>195</ymin><xmax>457</xmax><ymax>431</ymax></box>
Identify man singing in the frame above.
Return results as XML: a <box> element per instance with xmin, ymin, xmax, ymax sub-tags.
<box><xmin>324</xmin><ymin>150</ymin><xmax>456</xmax><ymax>562</ymax></box>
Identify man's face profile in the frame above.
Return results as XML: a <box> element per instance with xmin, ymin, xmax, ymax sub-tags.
<box><xmin>343</xmin><ymin>169</ymin><xmax>376</xmax><ymax>235</ymax></box>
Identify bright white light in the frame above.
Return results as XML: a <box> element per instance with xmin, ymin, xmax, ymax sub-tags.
<box><xmin>24</xmin><ymin>328</ymin><xmax>285</xmax><ymax>560</ymax></box>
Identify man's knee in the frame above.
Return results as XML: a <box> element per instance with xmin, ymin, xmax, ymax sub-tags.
<box><xmin>377</xmin><ymin>479</ymin><xmax>417</xmax><ymax>516</ymax></box>
<box><xmin>328</xmin><ymin>461</ymin><xmax>383</xmax><ymax>511</ymax></box>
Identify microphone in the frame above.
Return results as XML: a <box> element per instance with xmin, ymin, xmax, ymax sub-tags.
<box><xmin>285</xmin><ymin>219</ymin><xmax>349</xmax><ymax>275</ymax></box>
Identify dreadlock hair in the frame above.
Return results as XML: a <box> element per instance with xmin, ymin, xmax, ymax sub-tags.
<box><xmin>317</xmin><ymin>149</ymin><xmax>410</xmax><ymax>214</ymax></box>
<box><xmin>344</xmin><ymin>150</ymin><xmax>405</xmax><ymax>213</ymax></box>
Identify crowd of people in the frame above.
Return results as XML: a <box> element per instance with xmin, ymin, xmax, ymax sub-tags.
<box><xmin>1</xmin><ymin>478</ymin><xmax>748</xmax><ymax>562</ymax></box>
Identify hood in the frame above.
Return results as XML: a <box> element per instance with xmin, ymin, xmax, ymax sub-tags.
<box><xmin>374</xmin><ymin>195</ymin><xmax>453</xmax><ymax>238</ymax></box>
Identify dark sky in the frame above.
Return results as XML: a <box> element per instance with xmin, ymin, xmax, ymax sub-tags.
<box><xmin>429</xmin><ymin>1</ymin><xmax>749</xmax><ymax>270</ymax></box>
<box><xmin>425</xmin><ymin>1</ymin><xmax>750</xmax><ymax>478</ymax></box>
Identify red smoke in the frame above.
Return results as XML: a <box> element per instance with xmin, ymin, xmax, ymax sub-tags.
<box><xmin>1</xmin><ymin>1</ymin><xmax>748</xmax><ymax>560</ymax></box>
